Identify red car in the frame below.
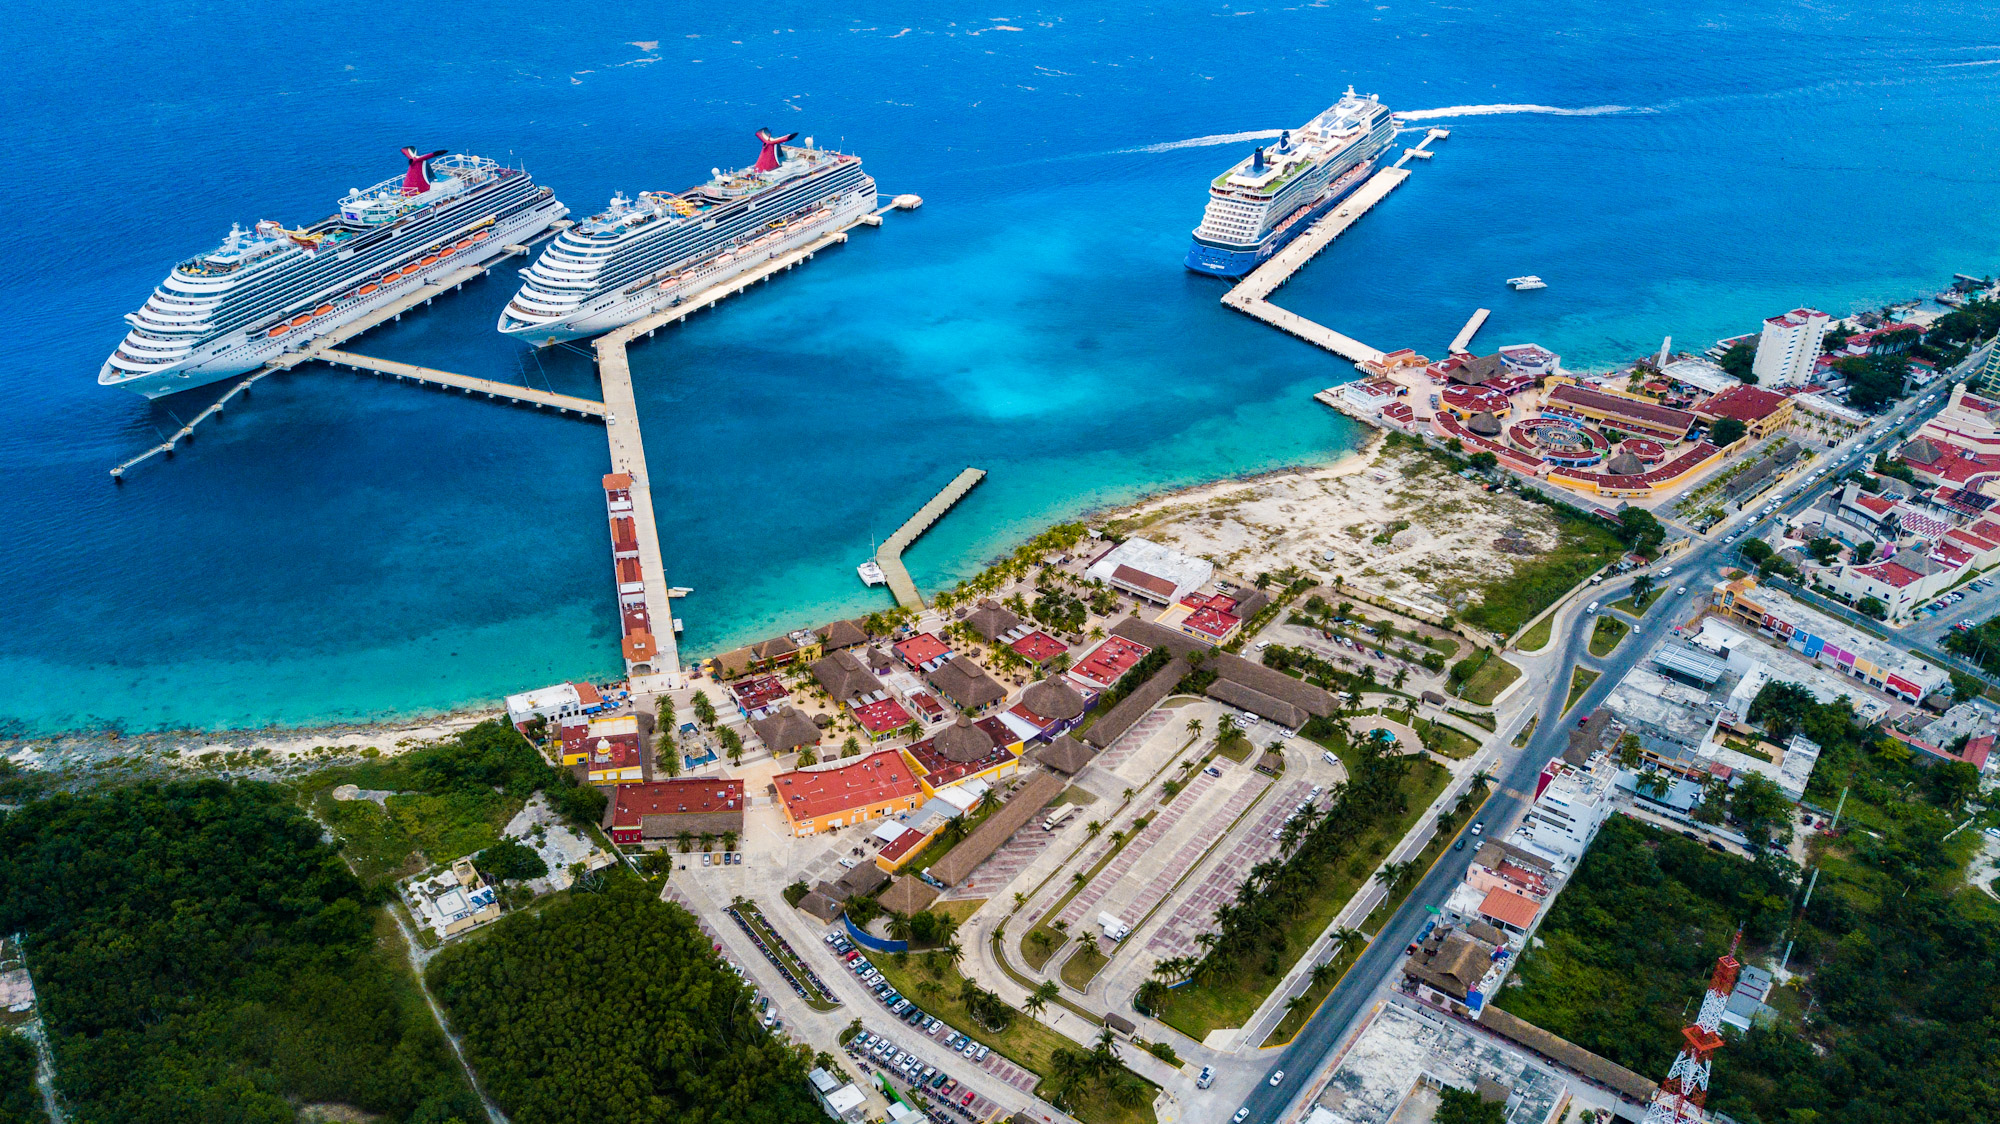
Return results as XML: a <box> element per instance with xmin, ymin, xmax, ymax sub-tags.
<box><xmin>961</xmin><ymin>1091</ymin><xmax>977</xmax><ymax>1107</ymax></box>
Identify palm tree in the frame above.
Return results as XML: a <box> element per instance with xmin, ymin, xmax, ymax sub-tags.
<box><xmin>1309</xmin><ymin>959</ymin><xmax>1342</xmax><ymax>992</ymax></box>
<box><xmin>1025</xmin><ymin>980</ymin><xmax>1060</xmax><ymax>1017</ymax></box>
<box><xmin>1373</xmin><ymin>860</ymin><xmax>1409</xmax><ymax>890</ymax></box>
<box><xmin>1085</xmin><ymin>819</ymin><xmax>1103</xmax><ymax>837</ymax></box>
<box><xmin>676</xmin><ymin>830</ymin><xmax>694</xmax><ymax>853</ymax></box>
<box><xmin>918</xmin><ymin>978</ymin><xmax>943</xmax><ymax>1001</ymax></box>
<box><xmin>1186</xmin><ymin>717</ymin><xmax>1204</xmax><ymax>741</ymax></box>
<box><xmin>720</xmin><ymin>830</ymin><xmax>737</xmax><ymax>852</ymax></box>
<box><xmin>886</xmin><ymin>914</ymin><xmax>914</xmax><ymax>940</ymax></box>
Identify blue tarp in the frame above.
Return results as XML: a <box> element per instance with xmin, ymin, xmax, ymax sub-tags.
<box><xmin>844</xmin><ymin>916</ymin><xmax>908</xmax><ymax>953</ymax></box>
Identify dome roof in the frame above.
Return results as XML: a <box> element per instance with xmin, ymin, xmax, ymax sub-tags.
<box><xmin>934</xmin><ymin>715</ymin><xmax>995</xmax><ymax>763</ymax></box>
<box><xmin>1605</xmin><ymin>451</ymin><xmax>1645</xmax><ymax>476</ymax></box>
<box><xmin>1467</xmin><ymin>411</ymin><xmax>1503</xmax><ymax>437</ymax></box>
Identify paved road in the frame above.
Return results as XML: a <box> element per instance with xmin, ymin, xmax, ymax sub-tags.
<box><xmin>1231</xmin><ymin>383</ymin><xmax>1970</xmax><ymax>1124</ymax></box>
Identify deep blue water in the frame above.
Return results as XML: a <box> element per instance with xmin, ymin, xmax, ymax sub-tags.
<box><xmin>4</xmin><ymin>2</ymin><xmax>1998</xmax><ymax>734</ymax></box>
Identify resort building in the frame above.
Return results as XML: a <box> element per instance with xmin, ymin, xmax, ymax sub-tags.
<box><xmin>811</xmin><ymin>649</ymin><xmax>878</xmax><ymax>706</ymax></box>
<box><xmin>901</xmin><ymin>715</ymin><xmax>1023</xmax><ymax>795</ymax></box>
<box><xmin>603</xmin><ymin>778</ymin><xmax>746</xmax><ymax>846</ymax></box>
<box><xmin>1692</xmin><ymin>383</ymin><xmax>1795</xmax><ymax>442</ymax></box>
<box><xmin>1066</xmin><ymin>634</ymin><xmax>1152</xmax><ymax>695</ymax></box>
<box><xmin>1497</xmin><ymin>342</ymin><xmax>1561</xmax><ymax>379</ymax></box>
<box><xmin>559</xmin><ymin>713</ymin><xmax>648</xmax><ymax>784</ymax></box>
<box><xmin>1513</xmin><ymin>756</ymin><xmax>1617</xmax><ymax>872</ymax></box>
<box><xmin>751</xmin><ymin>706</ymin><xmax>822</xmax><ymax>757</ymax></box>
<box><xmin>925</xmin><ymin>655</ymin><xmax>1006</xmax><ymax>713</ymax></box>
<box><xmin>1001</xmin><ymin>677</ymin><xmax>1088</xmax><ymax>742</ymax></box>
<box><xmin>774</xmin><ymin>750</ymin><xmax>923</xmax><ymax>837</ymax></box>
<box><xmin>892</xmin><ymin>633</ymin><xmax>953</xmax><ymax>673</ymax></box>
<box><xmin>1710</xmin><ymin>577</ymin><xmax>1949</xmax><ymax>701</ymax></box>
<box><xmin>505</xmin><ymin>681</ymin><xmax>607</xmax><ymax>730</ymax></box>
<box><xmin>818</xmin><ymin>618</ymin><xmax>870</xmax><ymax>652</ymax></box>
<box><xmin>850</xmin><ymin>696</ymin><xmax>916</xmax><ymax>742</ymax></box>
<box><xmin>1009</xmin><ymin>629</ymin><xmax>1069</xmax><ymax>668</ymax></box>
<box><xmin>1752</xmin><ymin>308</ymin><xmax>1830</xmax><ymax>387</ymax></box>
<box><xmin>1084</xmin><ymin>537</ymin><xmax>1216</xmax><ymax>605</ymax></box>
<box><xmin>1543</xmin><ymin>383</ymin><xmax>1697</xmax><ymax>441</ymax></box>
<box><xmin>729</xmin><ymin>674</ymin><xmax>790</xmax><ymax>720</ymax></box>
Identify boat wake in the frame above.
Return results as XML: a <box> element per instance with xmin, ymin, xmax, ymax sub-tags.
<box><xmin>1398</xmin><ymin>102</ymin><xmax>1645</xmax><ymax>121</ymax></box>
<box><xmin>1123</xmin><ymin>128</ymin><xmax>1285</xmax><ymax>154</ymax></box>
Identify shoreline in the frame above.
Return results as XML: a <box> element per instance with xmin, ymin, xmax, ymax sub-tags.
<box><xmin>8</xmin><ymin>442</ymin><xmax>1389</xmax><ymax>753</ymax></box>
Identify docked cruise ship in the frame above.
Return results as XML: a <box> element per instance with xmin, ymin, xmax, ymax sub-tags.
<box><xmin>499</xmin><ymin>130</ymin><xmax>876</xmax><ymax>344</ymax></box>
<box><xmin>101</xmin><ymin>149</ymin><xmax>568</xmax><ymax>399</ymax></box>
<box><xmin>1185</xmin><ymin>89</ymin><xmax>1398</xmax><ymax>278</ymax></box>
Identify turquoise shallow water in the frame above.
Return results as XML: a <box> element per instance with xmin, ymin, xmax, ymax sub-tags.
<box><xmin>3</xmin><ymin>2</ymin><xmax>1999</xmax><ymax>733</ymax></box>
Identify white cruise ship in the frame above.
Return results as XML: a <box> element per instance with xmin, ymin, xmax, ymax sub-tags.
<box><xmin>1185</xmin><ymin>89</ymin><xmax>1398</xmax><ymax>278</ymax></box>
<box><xmin>499</xmin><ymin>130</ymin><xmax>876</xmax><ymax>344</ymax></box>
<box><xmin>102</xmin><ymin>149</ymin><xmax>568</xmax><ymax>399</ymax></box>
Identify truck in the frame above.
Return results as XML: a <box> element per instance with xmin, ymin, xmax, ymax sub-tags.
<box><xmin>1098</xmin><ymin>913</ymin><xmax>1131</xmax><ymax>942</ymax></box>
<box><xmin>1042</xmin><ymin>805</ymin><xmax>1079</xmax><ymax>832</ymax></box>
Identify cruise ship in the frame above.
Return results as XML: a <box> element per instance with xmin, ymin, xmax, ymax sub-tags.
<box><xmin>1185</xmin><ymin>89</ymin><xmax>1398</xmax><ymax>279</ymax></box>
<box><xmin>101</xmin><ymin>149</ymin><xmax>568</xmax><ymax>399</ymax></box>
<box><xmin>499</xmin><ymin>130</ymin><xmax>876</xmax><ymax>344</ymax></box>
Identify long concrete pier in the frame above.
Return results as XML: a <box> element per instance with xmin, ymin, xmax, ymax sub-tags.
<box><xmin>1449</xmin><ymin>307</ymin><xmax>1492</xmax><ymax>355</ymax></box>
<box><xmin>109</xmin><ymin>256</ymin><xmax>519</xmax><ymax>478</ymax></box>
<box><xmin>875</xmin><ymin>468</ymin><xmax>987</xmax><ymax>610</ymax></box>
<box><xmin>316</xmin><ymin>350</ymin><xmax>606</xmax><ymax>416</ymax></box>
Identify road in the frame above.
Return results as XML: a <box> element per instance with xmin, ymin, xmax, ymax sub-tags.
<box><xmin>1230</xmin><ymin>380</ymin><xmax>1968</xmax><ymax>1124</ymax></box>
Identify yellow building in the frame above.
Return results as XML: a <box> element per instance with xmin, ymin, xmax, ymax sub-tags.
<box><xmin>773</xmin><ymin>750</ymin><xmax>925</xmax><ymax>838</ymax></box>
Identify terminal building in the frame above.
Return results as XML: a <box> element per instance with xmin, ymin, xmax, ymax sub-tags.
<box><xmin>1711</xmin><ymin>577</ymin><xmax>1949</xmax><ymax>703</ymax></box>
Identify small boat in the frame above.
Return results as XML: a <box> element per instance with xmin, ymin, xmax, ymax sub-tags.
<box><xmin>359</xmin><ymin>283</ymin><xmax>379</xmax><ymax>296</ymax></box>
<box><xmin>857</xmin><ymin>560</ymin><xmax>887</xmax><ymax>587</ymax></box>
<box><xmin>1507</xmin><ymin>275</ymin><xmax>1547</xmax><ymax>291</ymax></box>
<box><xmin>312</xmin><ymin>304</ymin><xmax>333</xmax><ymax>317</ymax></box>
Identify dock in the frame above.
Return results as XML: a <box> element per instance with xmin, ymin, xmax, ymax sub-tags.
<box><xmin>1449</xmin><ymin>308</ymin><xmax>1492</xmax><ymax>355</ymax></box>
<box><xmin>874</xmin><ymin>468</ymin><xmax>987</xmax><ymax>610</ymax></box>
<box><xmin>109</xmin><ymin>256</ymin><xmax>521</xmax><ymax>478</ymax></box>
<box><xmin>1218</xmin><ymin>127</ymin><xmax>1449</xmax><ymax>371</ymax></box>
<box><xmin>315</xmin><ymin>349</ymin><xmax>606</xmax><ymax>416</ymax></box>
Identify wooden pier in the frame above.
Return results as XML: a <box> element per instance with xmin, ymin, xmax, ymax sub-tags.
<box><xmin>874</xmin><ymin>468</ymin><xmax>987</xmax><ymax>610</ymax></box>
<box><xmin>1449</xmin><ymin>308</ymin><xmax>1492</xmax><ymax>355</ymax></box>
<box><xmin>315</xmin><ymin>350</ymin><xmax>606</xmax><ymax>416</ymax></box>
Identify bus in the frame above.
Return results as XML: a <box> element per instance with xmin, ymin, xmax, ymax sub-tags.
<box><xmin>1041</xmin><ymin>805</ymin><xmax>1079</xmax><ymax>832</ymax></box>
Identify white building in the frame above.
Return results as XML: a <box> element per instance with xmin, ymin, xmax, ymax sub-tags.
<box><xmin>1752</xmin><ymin>308</ymin><xmax>1830</xmax><ymax>387</ymax></box>
<box><xmin>1512</xmin><ymin>757</ymin><xmax>1617</xmax><ymax>872</ymax></box>
<box><xmin>504</xmin><ymin>681</ymin><xmax>604</xmax><ymax>728</ymax></box>
<box><xmin>1084</xmin><ymin>537</ymin><xmax>1215</xmax><ymax>605</ymax></box>
<box><xmin>808</xmin><ymin>1068</ymin><xmax>867</xmax><ymax>1124</ymax></box>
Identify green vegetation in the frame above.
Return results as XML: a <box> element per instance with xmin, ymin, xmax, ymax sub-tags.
<box><xmin>1588</xmin><ymin>615</ymin><xmax>1630</xmax><ymax>657</ymax></box>
<box><xmin>0</xmin><ymin>781</ymin><xmax>476</xmax><ymax>1124</ymax></box>
<box><xmin>874</xmin><ymin>954</ymin><xmax>1152</xmax><ymax>1124</ymax></box>
<box><xmin>1564</xmin><ymin>667</ymin><xmax>1599</xmax><ymax>713</ymax></box>
<box><xmin>1836</xmin><ymin>353</ymin><xmax>1909</xmax><ymax>412</ymax></box>
<box><xmin>1060</xmin><ymin>940</ymin><xmax>1108</xmax><ymax>990</ymax></box>
<box><xmin>1718</xmin><ymin>340</ymin><xmax>1756</xmax><ymax>382</ymax></box>
<box><xmin>1436</xmin><ymin>1086</ymin><xmax>1506</xmax><ymax>1124</ymax></box>
<box><xmin>1021</xmin><ymin>827</ymin><xmax>1141</xmax><ymax>971</ymax></box>
<box><xmin>0</xmin><ymin>1037</ymin><xmax>45</xmax><ymax>1124</ymax></box>
<box><xmin>1145</xmin><ymin>720</ymin><xmax>1450</xmax><ymax>1038</ymax></box>
<box><xmin>429</xmin><ymin>879</ymin><xmax>820</xmax><ymax>1124</ymax></box>
<box><xmin>1511</xmin><ymin>715</ymin><xmax>1538</xmax><ymax>748</ymax></box>
<box><xmin>1609</xmin><ymin>585</ymin><xmax>1664</xmax><ymax>617</ymax></box>
<box><xmin>1517</xmin><ymin>613</ymin><xmax>1555</xmax><ymax>652</ymax></box>
<box><xmin>1413</xmin><ymin>718</ymin><xmax>1481</xmax><ymax>760</ymax></box>
<box><xmin>1260</xmin><ymin>937</ymin><xmax>1364</xmax><ymax>1047</ymax></box>
<box><xmin>477</xmin><ymin>839</ymin><xmax>550</xmax><ymax>882</ymax></box>
<box><xmin>1361</xmin><ymin>778</ymin><xmax>1491</xmax><ymax>937</ymax></box>
<box><xmin>1506</xmin><ymin>682</ymin><xmax>2000</xmax><ymax>1124</ymax></box>
<box><xmin>1462</xmin><ymin>513</ymin><xmax>1627</xmax><ymax>635</ymax></box>
<box><xmin>1449</xmin><ymin>648</ymin><xmax>1522</xmax><ymax>705</ymax></box>
<box><xmin>1710</xmin><ymin>416</ymin><xmax>1748</xmax><ymax>447</ymax></box>
<box><xmin>1943</xmin><ymin>610</ymin><xmax>2000</xmax><ymax>673</ymax></box>
<box><xmin>308</xmin><ymin>719</ymin><xmax>603</xmax><ymax>886</ymax></box>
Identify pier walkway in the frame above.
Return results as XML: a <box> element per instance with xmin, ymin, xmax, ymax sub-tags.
<box><xmin>875</xmin><ymin>468</ymin><xmax>987</xmax><ymax>610</ymax></box>
<box><xmin>612</xmin><ymin>225</ymin><xmax>855</xmax><ymax>342</ymax></box>
<box><xmin>109</xmin><ymin>256</ymin><xmax>519</xmax><ymax>478</ymax></box>
<box><xmin>315</xmin><ymin>350</ymin><xmax>606</xmax><ymax>416</ymax></box>
<box><xmin>1449</xmin><ymin>307</ymin><xmax>1491</xmax><ymax>354</ymax></box>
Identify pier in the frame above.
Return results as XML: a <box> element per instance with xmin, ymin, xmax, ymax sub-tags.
<box><xmin>109</xmin><ymin>255</ymin><xmax>521</xmax><ymax>478</ymax></box>
<box><xmin>1219</xmin><ymin>127</ymin><xmax>1449</xmax><ymax>369</ymax></box>
<box><xmin>315</xmin><ymin>350</ymin><xmax>606</xmax><ymax>416</ymax></box>
<box><xmin>874</xmin><ymin>468</ymin><xmax>987</xmax><ymax>610</ymax></box>
<box><xmin>1449</xmin><ymin>308</ymin><xmax>1491</xmax><ymax>355</ymax></box>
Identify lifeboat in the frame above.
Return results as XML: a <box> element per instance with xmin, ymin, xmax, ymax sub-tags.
<box><xmin>313</xmin><ymin>304</ymin><xmax>333</xmax><ymax>317</ymax></box>
<box><xmin>471</xmin><ymin>230</ymin><xmax>490</xmax><ymax>242</ymax></box>
<box><xmin>454</xmin><ymin>238</ymin><xmax>473</xmax><ymax>251</ymax></box>
<box><xmin>267</xmin><ymin>325</ymin><xmax>287</xmax><ymax>337</ymax></box>
<box><xmin>289</xmin><ymin>313</ymin><xmax>312</xmax><ymax>328</ymax></box>
<box><xmin>387</xmin><ymin>268</ymin><xmax>409</xmax><ymax>281</ymax></box>
<box><xmin>359</xmin><ymin>283</ymin><xmax>379</xmax><ymax>296</ymax></box>
<box><xmin>420</xmin><ymin>255</ymin><xmax>439</xmax><ymax>267</ymax></box>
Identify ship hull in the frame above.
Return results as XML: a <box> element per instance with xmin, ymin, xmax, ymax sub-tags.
<box><xmin>500</xmin><ymin>185</ymin><xmax>876</xmax><ymax>345</ymax></box>
<box><xmin>1184</xmin><ymin>162</ymin><xmax>1375</xmax><ymax>279</ymax></box>
<box><xmin>101</xmin><ymin>198</ymin><xmax>568</xmax><ymax>400</ymax></box>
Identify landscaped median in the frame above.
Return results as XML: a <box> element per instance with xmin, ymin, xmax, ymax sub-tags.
<box><xmin>733</xmin><ymin>899</ymin><xmax>840</xmax><ymax>1011</ymax></box>
<box><xmin>1564</xmin><ymin>667</ymin><xmax>1600</xmax><ymax>713</ymax></box>
<box><xmin>1588</xmin><ymin>615</ymin><xmax>1630</xmax><ymax>657</ymax></box>
<box><xmin>1448</xmin><ymin>647</ymin><xmax>1522</xmax><ymax>705</ymax></box>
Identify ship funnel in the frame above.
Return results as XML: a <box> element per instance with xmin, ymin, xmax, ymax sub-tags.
<box><xmin>1250</xmin><ymin>146</ymin><xmax>1266</xmax><ymax>173</ymax></box>
<box><xmin>754</xmin><ymin>127</ymin><xmax>799</xmax><ymax>172</ymax></box>
<box><xmin>400</xmin><ymin>147</ymin><xmax>449</xmax><ymax>196</ymax></box>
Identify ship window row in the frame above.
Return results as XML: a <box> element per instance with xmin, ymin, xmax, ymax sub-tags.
<box><xmin>200</xmin><ymin>183</ymin><xmax>543</xmax><ymax>337</ymax></box>
<box><xmin>585</xmin><ymin>170</ymin><xmax>867</xmax><ymax>295</ymax></box>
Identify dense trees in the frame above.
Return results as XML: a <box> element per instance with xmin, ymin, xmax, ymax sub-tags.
<box><xmin>0</xmin><ymin>781</ymin><xmax>475</xmax><ymax>1124</ymax></box>
<box><xmin>1709</xmin><ymin>417</ymin><xmax>1747</xmax><ymax>447</ymax></box>
<box><xmin>477</xmin><ymin>840</ymin><xmax>549</xmax><ymax>882</ymax></box>
<box><xmin>427</xmin><ymin>881</ymin><xmax>818</xmax><ymax>1124</ymax></box>
<box><xmin>0</xmin><ymin>1037</ymin><xmax>45</xmax><ymax>1124</ymax></box>
<box><xmin>1434</xmin><ymin>1087</ymin><xmax>1504</xmax><ymax>1124</ymax></box>
<box><xmin>1719</xmin><ymin>341</ymin><xmax>1756</xmax><ymax>383</ymax></box>
<box><xmin>1835</xmin><ymin>353</ymin><xmax>1908</xmax><ymax>412</ymax></box>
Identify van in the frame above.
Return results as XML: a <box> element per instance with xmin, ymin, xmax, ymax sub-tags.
<box><xmin>1323</xmin><ymin>750</ymin><xmax>1340</xmax><ymax>767</ymax></box>
<box><xmin>1197</xmin><ymin>1066</ymin><xmax>1215</xmax><ymax>1090</ymax></box>
<box><xmin>1658</xmin><ymin>566</ymin><xmax>1673</xmax><ymax>578</ymax></box>
<box><xmin>1586</xmin><ymin>602</ymin><xmax>1599</xmax><ymax>614</ymax></box>
<box><xmin>1589</xmin><ymin>574</ymin><xmax>1603</xmax><ymax>585</ymax></box>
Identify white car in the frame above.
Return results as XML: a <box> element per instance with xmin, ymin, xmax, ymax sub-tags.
<box><xmin>1234</xmin><ymin>1111</ymin><xmax>1251</xmax><ymax>1124</ymax></box>
<box><xmin>1676</xmin><ymin>586</ymin><xmax>1687</xmax><ymax>596</ymax></box>
<box><xmin>1270</xmin><ymin>1070</ymin><xmax>1286</xmax><ymax>1086</ymax></box>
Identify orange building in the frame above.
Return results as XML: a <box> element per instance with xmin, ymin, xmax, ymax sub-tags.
<box><xmin>773</xmin><ymin>749</ymin><xmax>923</xmax><ymax>837</ymax></box>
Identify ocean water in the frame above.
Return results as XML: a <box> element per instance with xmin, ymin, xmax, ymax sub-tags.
<box><xmin>4</xmin><ymin>2</ymin><xmax>1999</xmax><ymax>734</ymax></box>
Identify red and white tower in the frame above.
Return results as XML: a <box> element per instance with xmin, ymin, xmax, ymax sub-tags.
<box><xmin>1643</xmin><ymin>936</ymin><xmax>1741</xmax><ymax>1124</ymax></box>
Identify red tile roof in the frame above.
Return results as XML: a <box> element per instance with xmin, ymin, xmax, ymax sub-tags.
<box><xmin>893</xmin><ymin>633</ymin><xmax>952</xmax><ymax>667</ymax></box>
<box><xmin>775</xmin><ymin>750</ymin><xmax>921</xmax><ymax>822</ymax></box>
<box><xmin>1183</xmin><ymin>605</ymin><xmax>1242</xmax><ymax>640</ymax></box>
<box><xmin>1855</xmin><ymin>561</ymin><xmax>1926</xmax><ymax>589</ymax></box>
<box><xmin>1849</xmin><ymin>493</ymin><xmax>1896</xmax><ymax>516</ymax></box>
<box><xmin>1111</xmin><ymin>564</ymin><xmax>1178</xmax><ymax>600</ymax></box>
<box><xmin>1695</xmin><ymin>384</ymin><xmax>1790</xmax><ymax>423</ymax></box>
<box><xmin>1068</xmin><ymin>635</ymin><xmax>1151</xmax><ymax>690</ymax></box>
<box><xmin>609</xmin><ymin>779</ymin><xmax>744</xmax><ymax>829</ymax></box>
<box><xmin>852</xmin><ymin>696</ymin><xmax>914</xmax><ymax>735</ymax></box>
<box><xmin>1546</xmin><ymin>384</ymin><xmax>1696</xmax><ymax>436</ymax></box>
<box><xmin>1009</xmin><ymin>630</ymin><xmax>1069</xmax><ymax>664</ymax></box>
<box><xmin>1479</xmin><ymin>887</ymin><xmax>1541</xmax><ymax>929</ymax></box>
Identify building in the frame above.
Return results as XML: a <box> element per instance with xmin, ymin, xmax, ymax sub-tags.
<box><xmin>811</xmin><ymin>649</ymin><xmax>878</xmax><ymax>706</ymax></box>
<box><xmin>1752</xmin><ymin>308</ymin><xmax>1829</xmax><ymax>387</ymax></box>
<box><xmin>809</xmin><ymin>1068</ymin><xmax>867</xmax><ymax>1124</ymax></box>
<box><xmin>1341</xmin><ymin>376</ymin><xmax>1407</xmax><ymax>418</ymax></box>
<box><xmin>1513</xmin><ymin>757</ymin><xmax>1616</xmax><ymax>871</ymax></box>
<box><xmin>1543</xmin><ymin>383</ymin><xmax>1697</xmax><ymax>441</ymax></box>
<box><xmin>729</xmin><ymin>674</ymin><xmax>790</xmax><ymax>719</ymax></box>
<box><xmin>1464</xmin><ymin>841</ymin><xmax>1553</xmax><ymax>903</ymax></box>
<box><xmin>1002</xmin><ymin>677</ymin><xmax>1088</xmax><ymax>742</ymax></box>
<box><xmin>1693</xmin><ymin>383</ymin><xmax>1795</xmax><ymax>441</ymax></box>
<box><xmin>1712</xmin><ymin>577</ymin><xmax>1950</xmax><ymax>701</ymax></box>
<box><xmin>893</xmin><ymin>632</ymin><xmax>953</xmax><ymax>673</ymax></box>
<box><xmin>850</xmin><ymin>695</ymin><xmax>916</xmax><ymax>742</ymax></box>
<box><xmin>1066</xmin><ymin>634</ymin><xmax>1152</xmax><ymax>695</ymax></box>
<box><xmin>964</xmin><ymin>600</ymin><xmax>1022</xmax><ymax>644</ymax></box>
<box><xmin>751</xmin><ymin>706</ymin><xmax>822</xmax><ymax>757</ymax></box>
<box><xmin>1403</xmin><ymin>923</ymin><xmax>1506</xmax><ymax>1011</ymax></box>
<box><xmin>925</xmin><ymin>655</ymin><xmax>1006</xmax><ymax>713</ymax></box>
<box><xmin>1084</xmin><ymin>537</ymin><xmax>1215</xmax><ymax>605</ymax></box>
<box><xmin>1497</xmin><ymin>342</ymin><xmax>1560</xmax><ymax>378</ymax></box>
<box><xmin>407</xmin><ymin>857</ymin><xmax>500</xmax><ymax>939</ymax></box>
<box><xmin>1008</xmin><ymin>629</ymin><xmax>1069</xmax><ymax>668</ymax></box>
<box><xmin>603</xmin><ymin>778</ymin><xmax>746</xmax><ymax>846</ymax></box>
<box><xmin>1175</xmin><ymin>591</ymin><xmax>1245</xmax><ymax>645</ymax></box>
<box><xmin>559</xmin><ymin>713</ymin><xmax>648</xmax><ymax>784</ymax></box>
<box><xmin>819</xmin><ymin>618</ymin><xmax>870</xmax><ymax>652</ymax></box>
<box><xmin>902</xmin><ymin>715</ymin><xmax>1023</xmax><ymax>794</ymax></box>
<box><xmin>1474</xmin><ymin>887</ymin><xmax>1542</xmax><ymax>937</ymax></box>
<box><xmin>504</xmin><ymin>681</ymin><xmax>606</xmax><ymax>730</ymax></box>
<box><xmin>773</xmin><ymin>750</ymin><xmax>924</xmax><ymax>837</ymax></box>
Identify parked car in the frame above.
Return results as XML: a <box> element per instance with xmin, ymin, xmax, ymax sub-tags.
<box><xmin>1269</xmin><ymin>1070</ymin><xmax>1286</xmax><ymax>1086</ymax></box>
<box><xmin>1470</xmin><ymin>821</ymin><xmax>1484</xmax><ymax>837</ymax></box>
